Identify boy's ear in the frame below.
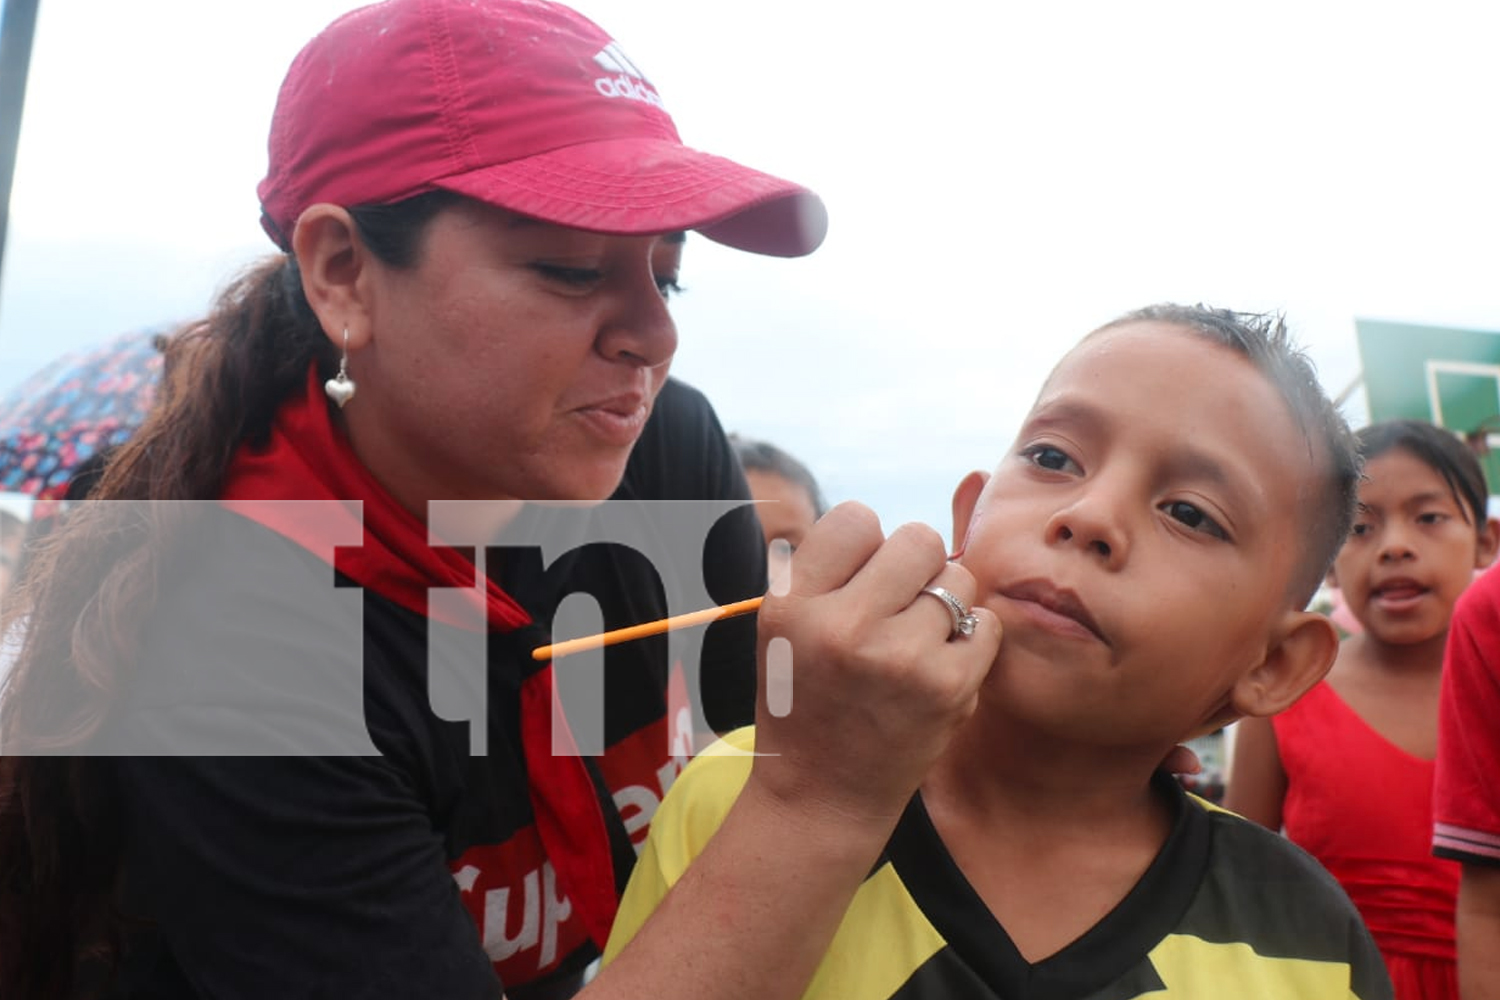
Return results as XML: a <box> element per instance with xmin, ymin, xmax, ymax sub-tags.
<box><xmin>1475</xmin><ymin>516</ymin><xmax>1500</xmax><ymax>571</ymax></box>
<box><xmin>1230</xmin><ymin>611</ymin><xmax>1340</xmax><ymax>719</ymax></box>
<box><xmin>290</xmin><ymin>203</ymin><xmax>375</xmax><ymax>353</ymax></box>
<box><xmin>949</xmin><ymin>471</ymin><xmax>989</xmax><ymax>556</ymax></box>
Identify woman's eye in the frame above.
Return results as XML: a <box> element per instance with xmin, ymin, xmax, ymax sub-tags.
<box><xmin>533</xmin><ymin>264</ymin><xmax>603</xmax><ymax>288</ymax></box>
<box><xmin>1350</xmin><ymin>522</ymin><xmax>1371</xmax><ymax>537</ymax></box>
<box><xmin>1162</xmin><ymin>500</ymin><xmax>1227</xmax><ymax>540</ymax></box>
<box><xmin>1417</xmin><ymin>511</ymin><xmax>1448</xmax><ymax>525</ymax></box>
<box><xmin>655</xmin><ymin>276</ymin><xmax>683</xmax><ymax>300</ymax></box>
<box><xmin>1024</xmin><ymin>445</ymin><xmax>1078</xmax><ymax>473</ymax></box>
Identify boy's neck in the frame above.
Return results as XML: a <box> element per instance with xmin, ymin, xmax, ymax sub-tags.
<box><xmin>924</xmin><ymin>715</ymin><xmax>1172</xmax><ymax>829</ymax></box>
<box><xmin>939</xmin><ymin>644</ymin><xmax>1230</xmax><ymax>816</ymax></box>
<box><xmin>921</xmin><ymin>720</ymin><xmax>1177</xmax><ymax>963</ymax></box>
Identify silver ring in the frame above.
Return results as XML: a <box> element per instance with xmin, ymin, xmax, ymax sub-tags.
<box><xmin>920</xmin><ymin>585</ymin><xmax>979</xmax><ymax>640</ymax></box>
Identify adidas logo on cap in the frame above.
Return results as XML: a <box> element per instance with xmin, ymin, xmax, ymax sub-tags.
<box><xmin>593</xmin><ymin>41</ymin><xmax>665</xmax><ymax>109</ymax></box>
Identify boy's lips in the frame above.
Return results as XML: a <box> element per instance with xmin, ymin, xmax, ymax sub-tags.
<box><xmin>1000</xmin><ymin>579</ymin><xmax>1109</xmax><ymax>645</ymax></box>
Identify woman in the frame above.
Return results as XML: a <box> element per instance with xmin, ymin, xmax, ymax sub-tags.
<box><xmin>0</xmin><ymin>1</ymin><xmax>997</xmax><ymax>998</ymax></box>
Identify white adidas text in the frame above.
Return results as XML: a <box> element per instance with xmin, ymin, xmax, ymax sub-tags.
<box><xmin>595</xmin><ymin>73</ymin><xmax>665</xmax><ymax>109</ymax></box>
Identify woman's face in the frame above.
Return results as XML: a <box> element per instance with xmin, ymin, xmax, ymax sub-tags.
<box><xmin>345</xmin><ymin>201</ymin><xmax>681</xmax><ymax>516</ymax></box>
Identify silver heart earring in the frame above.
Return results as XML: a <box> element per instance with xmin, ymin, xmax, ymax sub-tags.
<box><xmin>324</xmin><ymin>327</ymin><xmax>357</xmax><ymax>409</ymax></box>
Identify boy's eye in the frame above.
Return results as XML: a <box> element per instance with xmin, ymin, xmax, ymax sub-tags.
<box><xmin>1162</xmin><ymin>500</ymin><xmax>1227</xmax><ymax>540</ymax></box>
<box><xmin>1023</xmin><ymin>445</ymin><xmax>1079</xmax><ymax>474</ymax></box>
<box><xmin>655</xmin><ymin>276</ymin><xmax>683</xmax><ymax>300</ymax></box>
<box><xmin>1350</xmin><ymin>522</ymin><xmax>1371</xmax><ymax>537</ymax></box>
<box><xmin>1417</xmin><ymin>511</ymin><xmax>1448</xmax><ymax>525</ymax></box>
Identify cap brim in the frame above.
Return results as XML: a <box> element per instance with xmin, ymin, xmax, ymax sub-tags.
<box><xmin>431</xmin><ymin>138</ymin><xmax>828</xmax><ymax>258</ymax></box>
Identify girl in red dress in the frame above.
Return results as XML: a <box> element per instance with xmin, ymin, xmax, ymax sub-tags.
<box><xmin>1227</xmin><ymin>419</ymin><xmax>1498</xmax><ymax>1000</ymax></box>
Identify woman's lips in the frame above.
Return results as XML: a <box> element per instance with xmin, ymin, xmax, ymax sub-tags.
<box><xmin>574</xmin><ymin>394</ymin><xmax>650</xmax><ymax>447</ymax></box>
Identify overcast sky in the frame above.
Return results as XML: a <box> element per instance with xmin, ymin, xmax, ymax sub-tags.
<box><xmin>3</xmin><ymin>0</ymin><xmax>1498</xmax><ymax>532</ymax></box>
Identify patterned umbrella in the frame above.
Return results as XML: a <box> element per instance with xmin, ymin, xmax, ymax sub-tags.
<box><xmin>0</xmin><ymin>328</ymin><xmax>166</xmax><ymax>499</ymax></box>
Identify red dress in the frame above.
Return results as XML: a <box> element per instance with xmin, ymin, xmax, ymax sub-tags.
<box><xmin>1274</xmin><ymin>680</ymin><xmax>1459</xmax><ymax>1000</ymax></box>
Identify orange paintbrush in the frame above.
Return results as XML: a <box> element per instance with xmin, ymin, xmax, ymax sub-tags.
<box><xmin>531</xmin><ymin>596</ymin><xmax>765</xmax><ymax>661</ymax></box>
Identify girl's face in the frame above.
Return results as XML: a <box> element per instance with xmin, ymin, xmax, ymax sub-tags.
<box><xmin>1332</xmin><ymin>448</ymin><xmax>1498</xmax><ymax>646</ymax></box>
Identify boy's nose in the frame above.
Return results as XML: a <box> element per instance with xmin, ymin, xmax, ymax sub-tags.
<box><xmin>1045</xmin><ymin>499</ymin><xmax>1127</xmax><ymax>567</ymax></box>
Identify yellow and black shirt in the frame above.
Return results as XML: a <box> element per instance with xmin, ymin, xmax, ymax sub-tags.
<box><xmin>607</xmin><ymin>729</ymin><xmax>1394</xmax><ymax>1000</ymax></box>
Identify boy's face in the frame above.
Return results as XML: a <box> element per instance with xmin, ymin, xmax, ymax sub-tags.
<box><xmin>956</xmin><ymin>321</ymin><xmax>1324</xmax><ymax>749</ymax></box>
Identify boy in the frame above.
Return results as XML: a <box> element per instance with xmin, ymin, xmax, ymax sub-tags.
<box><xmin>603</xmin><ymin>304</ymin><xmax>1394</xmax><ymax>999</ymax></box>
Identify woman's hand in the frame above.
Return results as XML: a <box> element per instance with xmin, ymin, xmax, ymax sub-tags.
<box><xmin>749</xmin><ymin>502</ymin><xmax>1002</xmax><ymax>827</ymax></box>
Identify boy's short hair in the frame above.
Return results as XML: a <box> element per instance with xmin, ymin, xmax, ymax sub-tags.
<box><xmin>1093</xmin><ymin>303</ymin><xmax>1361</xmax><ymax>606</ymax></box>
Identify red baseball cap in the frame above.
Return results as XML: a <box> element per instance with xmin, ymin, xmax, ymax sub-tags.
<box><xmin>257</xmin><ymin>0</ymin><xmax>827</xmax><ymax>257</ymax></box>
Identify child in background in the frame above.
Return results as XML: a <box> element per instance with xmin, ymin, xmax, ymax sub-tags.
<box><xmin>605</xmin><ymin>304</ymin><xmax>1393</xmax><ymax>999</ymax></box>
<box><xmin>1227</xmin><ymin>419</ymin><xmax>1498</xmax><ymax>1000</ymax></box>
<box><xmin>730</xmin><ymin>434</ymin><xmax>827</xmax><ymax>589</ymax></box>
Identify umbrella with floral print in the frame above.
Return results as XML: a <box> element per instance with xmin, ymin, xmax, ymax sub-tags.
<box><xmin>0</xmin><ymin>328</ymin><xmax>166</xmax><ymax>499</ymax></box>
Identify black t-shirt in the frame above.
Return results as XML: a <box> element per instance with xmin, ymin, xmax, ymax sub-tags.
<box><xmin>582</xmin><ymin>376</ymin><xmax>765</xmax><ymax>736</ymax></box>
<box><xmin>103</xmin><ymin>377</ymin><xmax>766</xmax><ymax>999</ymax></box>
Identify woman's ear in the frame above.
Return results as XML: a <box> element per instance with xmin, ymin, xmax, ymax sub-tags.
<box><xmin>290</xmin><ymin>204</ymin><xmax>374</xmax><ymax>352</ymax></box>
<box><xmin>1231</xmin><ymin>611</ymin><xmax>1340</xmax><ymax>719</ymax></box>
<box><xmin>1476</xmin><ymin>516</ymin><xmax>1500</xmax><ymax>571</ymax></box>
<box><xmin>949</xmin><ymin>470</ymin><xmax>988</xmax><ymax>558</ymax></box>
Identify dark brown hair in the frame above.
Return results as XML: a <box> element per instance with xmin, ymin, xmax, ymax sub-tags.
<box><xmin>0</xmin><ymin>192</ymin><xmax>458</xmax><ymax>998</ymax></box>
<box><xmin>1355</xmin><ymin>419</ymin><xmax>1490</xmax><ymax>531</ymax></box>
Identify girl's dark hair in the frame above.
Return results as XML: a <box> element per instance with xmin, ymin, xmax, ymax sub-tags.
<box><xmin>0</xmin><ymin>190</ymin><xmax>459</xmax><ymax>998</ymax></box>
<box><xmin>729</xmin><ymin>434</ymin><xmax>827</xmax><ymax>518</ymax></box>
<box><xmin>1356</xmin><ymin>419</ymin><xmax>1491</xmax><ymax>530</ymax></box>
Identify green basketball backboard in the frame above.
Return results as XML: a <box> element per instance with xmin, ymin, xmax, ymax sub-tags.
<box><xmin>1354</xmin><ymin>319</ymin><xmax>1500</xmax><ymax>493</ymax></box>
